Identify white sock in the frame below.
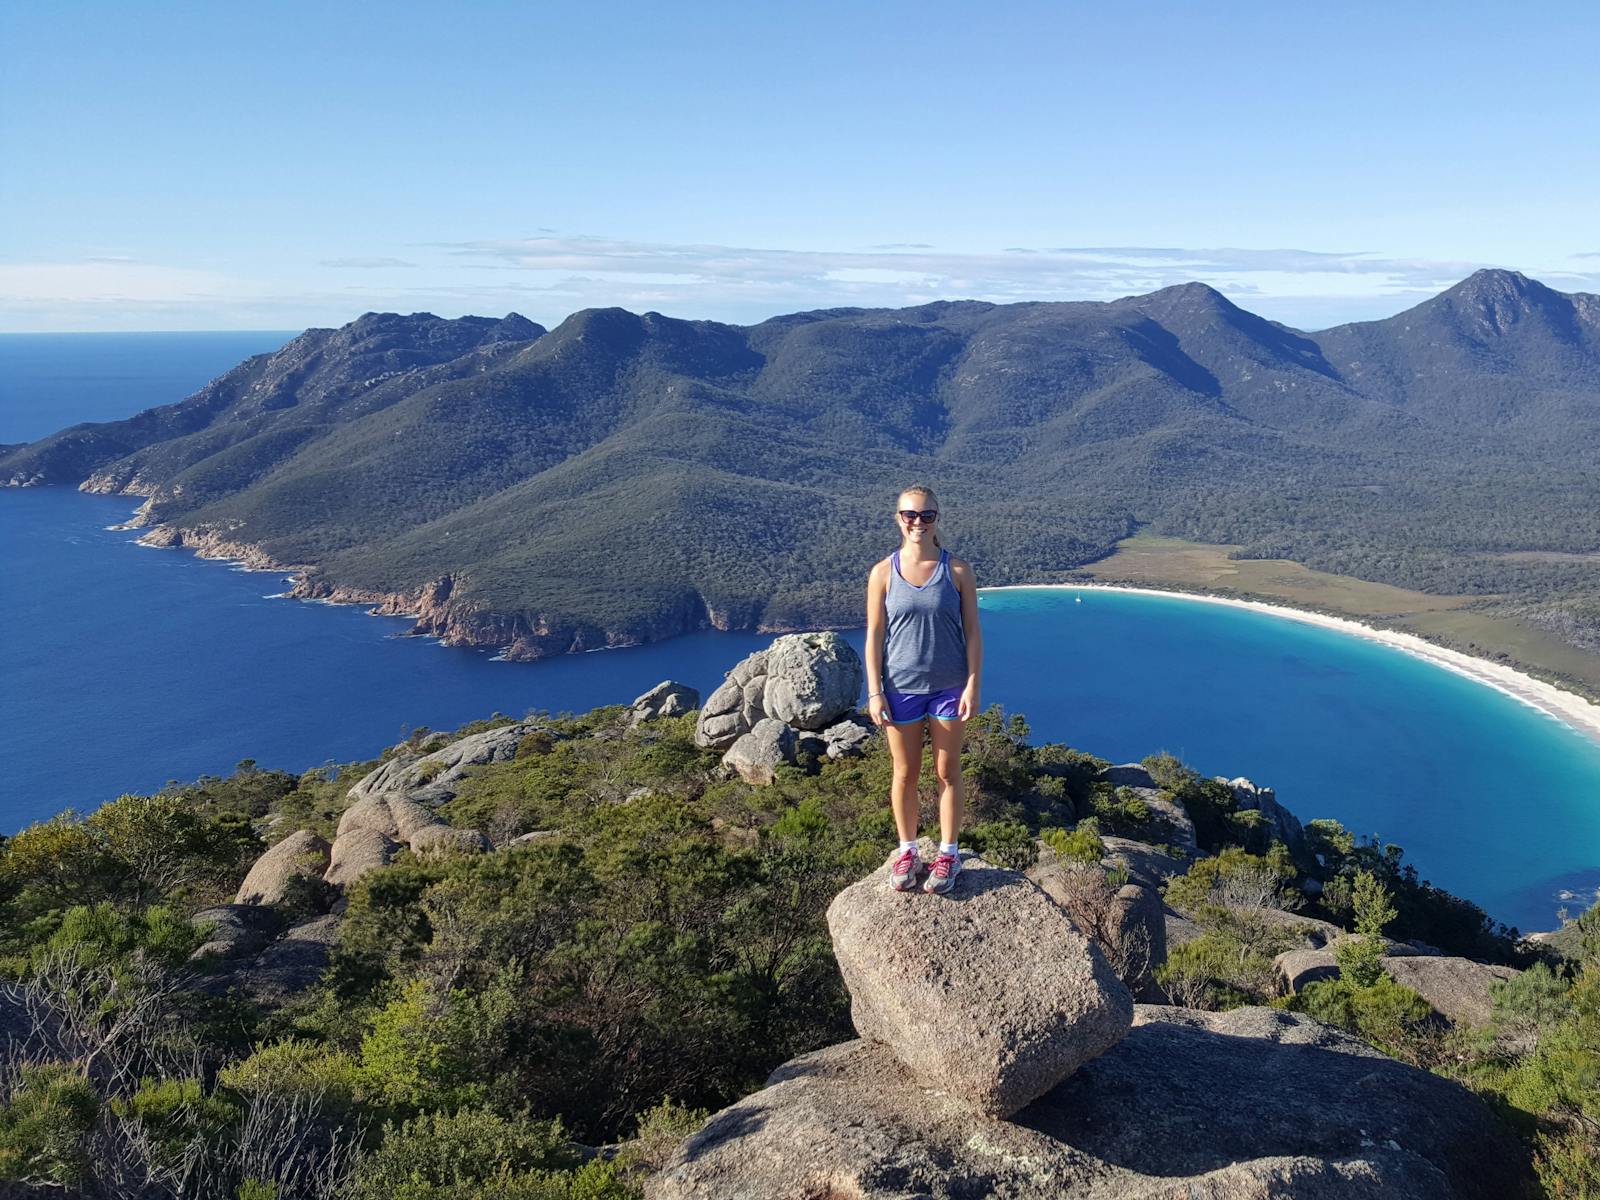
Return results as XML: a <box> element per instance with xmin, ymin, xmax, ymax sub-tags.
<box><xmin>899</xmin><ymin>839</ymin><xmax>917</xmax><ymax>853</ymax></box>
<box><xmin>939</xmin><ymin>841</ymin><xmax>959</xmax><ymax>858</ymax></box>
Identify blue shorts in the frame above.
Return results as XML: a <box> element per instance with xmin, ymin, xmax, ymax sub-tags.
<box><xmin>886</xmin><ymin>685</ymin><xmax>964</xmax><ymax>724</ymax></box>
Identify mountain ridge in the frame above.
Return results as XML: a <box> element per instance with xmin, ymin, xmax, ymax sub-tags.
<box><xmin>4</xmin><ymin>270</ymin><xmax>1599</xmax><ymax>665</ymax></box>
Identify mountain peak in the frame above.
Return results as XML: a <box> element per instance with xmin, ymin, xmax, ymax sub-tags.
<box><xmin>1140</xmin><ymin>281</ymin><xmax>1233</xmax><ymax>305</ymax></box>
<box><xmin>1431</xmin><ymin>268</ymin><xmax>1568</xmax><ymax>336</ymax></box>
<box><xmin>1127</xmin><ymin>281</ymin><xmax>1246</xmax><ymax>322</ymax></box>
<box><xmin>1450</xmin><ymin>267</ymin><xmax>1544</xmax><ymax>300</ymax></box>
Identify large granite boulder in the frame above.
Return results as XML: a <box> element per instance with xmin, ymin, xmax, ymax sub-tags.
<box><xmin>826</xmin><ymin>842</ymin><xmax>1132</xmax><ymax>1117</ymax></box>
<box><xmin>347</xmin><ymin>721</ymin><xmax>547</xmax><ymax>807</ymax></box>
<box><xmin>407</xmin><ymin>824</ymin><xmax>491</xmax><ymax>859</ymax></box>
<box><xmin>235</xmin><ymin>830</ymin><xmax>332</xmax><ymax>905</ymax></box>
<box><xmin>695</xmin><ymin>635</ymin><xmax>864</xmax><ymax>749</ymax></box>
<box><xmin>188</xmin><ymin>904</ymin><xmax>284</xmax><ymax>961</ymax></box>
<box><xmin>650</xmin><ymin>1006</ymin><xmax>1530</xmax><ymax>1200</ymax></box>
<box><xmin>1125</xmin><ymin>785</ymin><xmax>1197</xmax><ymax>852</ymax></box>
<box><xmin>1275</xmin><ymin>948</ymin><xmax>1341</xmax><ymax>993</ymax></box>
<box><xmin>761</xmin><ymin>632</ymin><xmax>863</xmax><ymax>730</ymax></box>
<box><xmin>324</xmin><ymin>827</ymin><xmax>399</xmax><ymax>889</ymax></box>
<box><xmin>630</xmin><ymin>680</ymin><xmax>700</xmax><ymax>725</ymax></box>
<box><xmin>1103</xmin><ymin>763</ymin><xmax>1158</xmax><ymax>788</ymax></box>
<box><xmin>1101</xmin><ymin>834</ymin><xmax>1198</xmax><ymax>891</ymax></box>
<box><xmin>1380</xmin><ymin>956</ymin><xmax>1518</xmax><ymax>1028</ymax></box>
<box><xmin>241</xmin><ymin>915</ymin><xmax>341</xmax><ymax>1002</ymax></box>
<box><xmin>722</xmin><ymin>718</ymin><xmax>798</xmax><ymax>786</ymax></box>
<box><xmin>696</xmin><ymin>649</ymin><xmax>769</xmax><ymax>749</ymax></box>
<box><xmin>337</xmin><ymin>793</ymin><xmax>442</xmax><ymax>843</ymax></box>
<box><xmin>819</xmin><ymin>715</ymin><xmax>874</xmax><ymax>759</ymax></box>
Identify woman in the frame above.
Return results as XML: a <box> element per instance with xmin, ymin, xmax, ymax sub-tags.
<box><xmin>864</xmin><ymin>484</ymin><xmax>984</xmax><ymax>894</ymax></box>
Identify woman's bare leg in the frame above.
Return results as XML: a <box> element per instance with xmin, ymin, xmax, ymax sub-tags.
<box><xmin>928</xmin><ymin>717</ymin><xmax>966</xmax><ymax>846</ymax></box>
<box><xmin>883</xmin><ymin>719</ymin><xmax>927</xmax><ymax>842</ymax></box>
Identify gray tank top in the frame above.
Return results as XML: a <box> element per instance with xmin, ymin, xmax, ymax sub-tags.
<box><xmin>884</xmin><ymin>547</ymin><xmax>967</xmax><ymax>693</ymax></box>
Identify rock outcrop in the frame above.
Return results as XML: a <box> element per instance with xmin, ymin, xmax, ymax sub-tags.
<box><xmin>1275</xmin><ymin>948</ymin><xmax>1342</xmax><ymax>993</ymax></box>
<box><xmin>1379</xmin><ymin>956</ymin><xmax>1518</xmax><ymax>1027</ymax></box>
<box><xmin>722</xmin><ymin>718</ymin><xmax>799</xmax><ymax>786</ymax></box>
<box><xmin>817</xmin><ymin>715</ymin><xmax>874</xmax><ymax>758</ymax></box>
<box><xmin>630</xmin><ymin>680</ymin><xmax>700</xmax><ymax>725</ymax></box>
<box><xmin>235</xmin><ymin>830</ymin><xmax>331</xmax><ymax>905</ymax></box>
<box><xmin>652</xmin><ymin>1005</ymin><xmax>1530</xmax><ymax>1199</ymax></box>
<box><xmin>1274</xmin><ymin>948</ymin><xmax>1517</xmax><ymax>1028</ymax></box>
<box><xmin>317</xmin><ymin>723</ymin><xmax>536</xmax><ymax>886</ymax></box>
<box><xmin>346</xmin><ymin>721</ymin><xmax>546</xmax><ymax>807</ymax></box>
<box><xmin>241</xmin><ymin>915</ymin><xmax>341</xmax><ymax>1002</ymax></box>
<box><xmin>324</xmin><ymin>827</ymin><xmax>399</xmax><ymax>889</ymax></box>
<box><xmin>826</xmin><ymin>842</ymin><xmax>1133</xmax><ymax>1117</ymax></box>
<box><xmin>654</xmin><ymin>834</ymin><xmax>1530</xmax><ymax>1199</ymax></box>
<box><xmin>1222</xmin><ymin>775</ymin><xmax>1314</xmax><ymax>864</ymax></box>
<box><xmin>696</xmin><ymin>633</ymin><xmax>864</xmax><ymax>750</ymax></box>
<box><xmin>762</xmin><ymin>632</ymin><xmax>864</xmax><ymax>729</ymax></box>
<box><xmin>188</xmin><ymin>904</ymin><xmax>283</xmax><ymax>961</ymax></box>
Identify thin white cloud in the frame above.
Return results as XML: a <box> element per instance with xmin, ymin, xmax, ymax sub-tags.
<box><xmin>320</xmin><ymin>256</ymin><xmax>418</xmax><ymax>269</ymax></box>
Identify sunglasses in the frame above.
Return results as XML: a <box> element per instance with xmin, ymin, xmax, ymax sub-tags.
<box><xmin>897</xmin><ymin>509</ymin><xmax>939</xmax><ymax>524</ymax></box>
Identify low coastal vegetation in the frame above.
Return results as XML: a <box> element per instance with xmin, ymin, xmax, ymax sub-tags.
<box><xmin>0</xmin><ymin>702</ymin><xmax>1594</xmax><ymax>1197</ymax></box>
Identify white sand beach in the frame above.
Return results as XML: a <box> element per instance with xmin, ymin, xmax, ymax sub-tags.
<box><xmin>980</xmin><ymin>582</ymin><xmax>1600</xmax><ymax>748</ymax></box>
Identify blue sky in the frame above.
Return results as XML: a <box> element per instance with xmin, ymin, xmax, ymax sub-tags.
<box><xmin>4</xmin><ymin>0</ymin><xmax>1598</xmax><ymax>332</ymax></box>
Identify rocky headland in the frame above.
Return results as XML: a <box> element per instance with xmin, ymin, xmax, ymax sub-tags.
<box><xmin>650</xmin><ymin>847</ymin><xmax>1529</xmax><ymax>1200</ymax></box>
<box><xmin>7</xmin><ymin>273</ymin><xmax>1600</xmax><ymax>678</ymax></box>
<box><xmin>135</xmin><ymin>633</ymin><xmax>1553</xmax><ymax>1198</ymax></box>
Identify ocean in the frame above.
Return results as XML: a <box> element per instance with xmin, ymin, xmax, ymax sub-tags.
<box><xmin>3</xmin><ymin>333</ymin><xmax>1598</xmax><ymax>933</ymax></box>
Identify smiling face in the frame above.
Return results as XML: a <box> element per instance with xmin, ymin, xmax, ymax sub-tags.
<box><xmin>896</xmin><ymin>489</ymin><xmax>938</xmax><ymax>547</ymax></box>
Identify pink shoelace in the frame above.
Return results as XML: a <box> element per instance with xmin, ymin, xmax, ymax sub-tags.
<box><xmin>930</xmin><ymin>853</ymin><xmax>957</xmax><ymax>878</ymax></box>
<box><xmin>892</xmin><ymin>848</ymin><xmax>918</xmax><ymax>876</ymax></box>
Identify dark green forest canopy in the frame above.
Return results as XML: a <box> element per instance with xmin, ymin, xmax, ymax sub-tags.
<box><xmin>4</xmin><ymin>270</ymin><xmax>1598</xmax><ymax>652</ymax></box>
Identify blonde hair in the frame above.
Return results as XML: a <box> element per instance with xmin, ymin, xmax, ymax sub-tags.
<box><xmin>897</xmin><ymin>483</ymin><xmax>942</xmax><ymax>549</ymax></box>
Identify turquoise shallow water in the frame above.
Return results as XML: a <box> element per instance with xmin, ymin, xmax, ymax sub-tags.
<box><xmin>4</xmin><ymin>334</ymin><xmax>1598</xmax><ymax>933</ymax></box>
<box><xmin>979</xmin><ymin>586</ymin><xmax>1600</xmax><ymax>934</ymax></box>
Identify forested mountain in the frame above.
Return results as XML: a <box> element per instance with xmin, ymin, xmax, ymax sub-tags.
<box><xmin>4</xmin><ymin>270</ymin><xmax>1598</xmax><ymax>660</ymax></box>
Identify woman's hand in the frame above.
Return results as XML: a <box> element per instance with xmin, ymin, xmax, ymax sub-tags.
<box><xmin>958</xmin><ymin>684</ymin><xmax>979</xmax><ymax>721</ymax></box>
<box><xmin>869</xmin><ymin>694</ymin><xmax>891</xmax><ymax>727</ymax></box>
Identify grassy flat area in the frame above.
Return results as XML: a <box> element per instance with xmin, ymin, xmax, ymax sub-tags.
<box><xmin>1081</xmin><ymin>533</ymin><xmax>1600</xmax><ymax>701</ymax></box>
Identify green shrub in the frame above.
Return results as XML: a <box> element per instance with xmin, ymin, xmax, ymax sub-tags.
<box><xmin>348</xmin><ymin>1106</ymin><xmax>624</xmax><ymax>1200</ymax></box>
<box><xmin>0</xmin><ymin>1063</ymin><xmax>99</xmax><ymax>1185</ymax></box>
<box><xmin>218</xmin><ymin>1037</ymin><xmax>361</xmax><ymax>1117</ymax></box>
<box><xmin>1155</xmin><ymin>930</ymin><xmax>1277</xmax><ymax>1010</ymax></box>
<box><xmin>622</xmin><ymin>1096</ymin><xmax>710</xmax><ymax>1172</ymax></box>
<box><xmin>965</xmin><ymin>820</ymin><xmax>1036</xmax><ymax>870</ymax></box>
<box><xmin>1293</xmin><ymin>974</ymin><xmax>1435</xmax><ymax>1061</ymax></box>
<box><xmin>110</xmin><ymin>1076</ymin><xmax>239</xmax><ymax>1171</ymax></box>
<box><xmin>1042</xmin><ymin>826</ymin><xmax>1105</xmax><ymax>866</ymax></box>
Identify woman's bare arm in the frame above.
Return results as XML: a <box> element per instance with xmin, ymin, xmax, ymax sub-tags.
<box><xmin>865</xmin><ymin>560</ymin><xmax>890</xmax><ymax>724</ymax></box>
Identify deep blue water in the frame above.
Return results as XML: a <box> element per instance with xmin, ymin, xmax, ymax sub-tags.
<box><xmin>0</xmin><ymin>331</ymin><xmax>297</xmax><ymax>442</ymax></box>
<box><xmin>3</xmin><ymin>335</ymin><xmax>1599</xmax><ymax>933</ymax></box>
